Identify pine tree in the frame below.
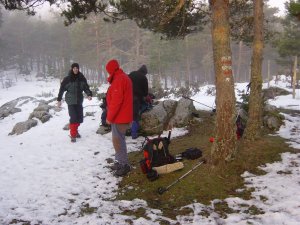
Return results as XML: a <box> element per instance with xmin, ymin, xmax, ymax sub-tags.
<box><xmin>210</xmin><ymin>0</ymin><xmax>237</xmax><ymax>164</ymax></box>
<box><xmin>243</xmin><ymin>0</ymin><xmax>264</xmax><ymax>140</ymax></box>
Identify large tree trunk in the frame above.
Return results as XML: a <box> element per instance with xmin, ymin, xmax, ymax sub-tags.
<box><xmin>244</xmin><ymin>0</ymin><xmax>264</xmax><ymax>140</ymax></box>
<box><xmin>210</xmin><ymin>0</ymin><xmax>237</xmax><ymax>164</ymax></box>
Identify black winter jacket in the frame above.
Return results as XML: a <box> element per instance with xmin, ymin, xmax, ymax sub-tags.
<box><xmin>57</xmin><ymin>71</ymin><xmax>92</xmax><ymax>105</ymax></box>
<box><xmin>128</xmin><ymin>65</ymin><xmax>148</xmax><ymax>99</ymax></box>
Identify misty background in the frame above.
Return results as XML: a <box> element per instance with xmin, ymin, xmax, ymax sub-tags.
<box><xmin>0</xmin><ymin>3</ymin><xmax>293</xmax><ymax>91</ymax></box>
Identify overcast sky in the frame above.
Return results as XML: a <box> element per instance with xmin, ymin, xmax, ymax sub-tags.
<box><xmin>268</xmin><ymin>0</ymin><xmax>287</xmax><ymax>16</ymax></box>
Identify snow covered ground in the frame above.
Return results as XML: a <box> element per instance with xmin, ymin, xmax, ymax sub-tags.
<box><xmin>0</xmin><ymin>72</ymin><xmax>299</xmax><ymax>225</ymax></box>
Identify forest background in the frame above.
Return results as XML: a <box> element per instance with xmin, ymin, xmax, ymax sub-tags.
<box><xmin>0</xmin><ymin>1</ymin><xmax>297</xmax><ymax>91</ymax></box>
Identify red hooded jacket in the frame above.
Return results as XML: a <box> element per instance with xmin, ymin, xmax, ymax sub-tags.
<box><xmin>105</xmin><ymin>59</ymin><xmax>133</xmax><ymax>124</ymax></box>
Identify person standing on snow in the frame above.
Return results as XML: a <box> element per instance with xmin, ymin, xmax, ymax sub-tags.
<box><xmin>57</xmin><ymin>63</ymin><xmax>92</xmax><ymax>143</ymax></box>
<box><xmin>128</xmin><ymin>65</ymin><xmax>148</xmax><ymax>139</ymax></box>
<box><xmin>105</xmin><ymin>59</ymin><xmax>133</xmax><ymax>177</ymax></box>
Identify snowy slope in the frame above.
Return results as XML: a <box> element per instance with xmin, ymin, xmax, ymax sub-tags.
<box><xmin>0</xmin><ymin>72</ymin><xmax>299</xmax><ymax>225</ymax></box>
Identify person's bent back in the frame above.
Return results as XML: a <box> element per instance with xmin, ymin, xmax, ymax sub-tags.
<box><xmin>128</xmin><ymin>65</ymin><xmax>148</xmax><ymax>139</ymax></box>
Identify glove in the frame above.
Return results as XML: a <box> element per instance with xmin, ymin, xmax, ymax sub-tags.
<box><xmin>145</xmin><ymin>95</ymin><xmax>152</xmax><ymax>103</ymax></box>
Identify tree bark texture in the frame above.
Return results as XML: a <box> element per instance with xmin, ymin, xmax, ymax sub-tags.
<box><xmin>210</xmin><ymin>0</ymin><xmax>237</xmax><ymax>164</ymax></box>
<box><xmin>244</xmin><ymin>0</ymin><xmax>264</xmax><ymax>140</ymax></box>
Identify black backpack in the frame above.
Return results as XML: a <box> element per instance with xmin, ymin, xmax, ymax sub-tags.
<box><xmin>140</xmin><ymin>131</ymin><xmax>175</xmax><ymax>174</ymax></box>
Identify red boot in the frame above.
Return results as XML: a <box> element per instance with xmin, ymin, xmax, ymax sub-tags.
<box><xmin>69</xmin><ymin>123</ymin><xmax>78</xmax><ymax>139</ymax></box>
<box><xmin>75</xmin><ymin>123</ymin><xmax>81</xmax><ymax>138</ymax></box>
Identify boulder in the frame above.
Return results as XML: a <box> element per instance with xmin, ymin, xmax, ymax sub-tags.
<box><xmin>33</xmin><ymin>103</ymin><xmax>52</xmax><ymax>112</ymax></box>
<box><xmin>263</xmin><ymin>87</ymin><xmax>290</xmax><ymax>100</ymax></box>
<box><xmin>238</xmin><ymin>108</ymin><xmax>248</xmax><ymax>121</ymax></box>
<box><xmin>264</xmin><ymin>104</ymin><xmax>277</xmax><ymax>113</ymax></box>
<box><xmin>140</xmin><ymin>100</ymin><xmax>177</xmax><ymax>135</ymax></box>
<box><xmin>0</xmin><ymin>96</ymin><xmax>34</xmax><ymax>119</ymax></box>
<box><xmin>140</xmin><ymin>98</ymin><xmax>195</xmax><ymax>135</ymax></box>
<box><xmin>169</xmin><ymin>98</ymin><xmax>195</xmax><ymax>127</ymax></box>
<box><xmin>9</xmin><ymin>119</ymin><xmax>38</xmax><ymax>135</ymax></box>
<box><xmin>29</xmin><ymin>103</ymin><xmax>52</xmax><ymax>123</ymax></box>
<box><xmin>263</xmin><ymin>116</ymin><xmax>283</xmax><ymax>130</ymax></box>
<box><xmin>29</xmin><ymin>111</ymin><xmax>52</xmax><ymax>123</ymax></box>
<box><xmin>0</xmin><ymin>108</ymin><xmax>21</xmax><ymax>119</ymax></box>
<box><xmin>262</xmin><ymin>104</ymin><xmax>284</xmax><ymax>131</ymax></box>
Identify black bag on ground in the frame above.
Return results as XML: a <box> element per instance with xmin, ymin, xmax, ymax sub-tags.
<box><xmin>181</xmin><ymin>148</ymin><xmax>202</xmax><ymax>160</ymax></box>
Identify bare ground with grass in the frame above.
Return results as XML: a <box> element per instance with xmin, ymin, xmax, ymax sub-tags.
<box><xmin>116</xmin><ymin>109</ymin><xmax>298</xmax><ymax>220</ymax></box>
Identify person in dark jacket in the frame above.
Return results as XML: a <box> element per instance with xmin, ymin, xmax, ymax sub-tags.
<box><xmin>100</xmin><ymin>95</ymin><xmax>108</xmax><ymax>126</ymax></box>
<box><xmin>106</xmin><ymin>59</ymin><xmax>133</xmax><ymax>177</ymax></box>
<box><xmin>57</xmin><ymin>63</ymin><xmax>92</xmax><ymax>142</ymax></box>
<box><xmin>128</xmin><ymin>65</ymin><xmax>148</xmax><ymax>139</ymax></box>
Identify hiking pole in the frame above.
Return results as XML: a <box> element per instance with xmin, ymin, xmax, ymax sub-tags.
<box><xmin>157</xmin><ymin>158</ymin><xmax>207</xmax><ymax>195</ymax></box>
<box><xmin>140</xmin><ymin>136</ymin><xmax>149</xmax><ymax>152</ymax></box>
<box><xmin>182</xmin><ymin>96</ymin><xmax>216</xmax><ymax>112</ymax></box>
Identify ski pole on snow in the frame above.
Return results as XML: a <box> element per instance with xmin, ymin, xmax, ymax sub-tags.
<box><xmin>182</xmin><ymin>96</ymin><xmax>215</xmax><ymax>111</ymax></box>
<box><xmin>157</xmin><ymin>158</ymin><xmax>207</xmax><ymax>195</ymax></box>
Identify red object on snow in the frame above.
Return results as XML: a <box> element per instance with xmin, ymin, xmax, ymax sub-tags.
<box><xmin>69</xmin><ymin>123</ymin><xmax>80</xmax><ymax>138</ymax></box>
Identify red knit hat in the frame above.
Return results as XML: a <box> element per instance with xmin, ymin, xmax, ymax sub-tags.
<box><xmin>106</xmin><ymin>59</ymin><xmax>119</xmax><ymax>76</ymax></box>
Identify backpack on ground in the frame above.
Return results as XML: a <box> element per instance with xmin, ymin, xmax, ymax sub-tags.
<box><xmin>140</xmin><ymin>131</ymin><xmax>175</xmax><ymax>175</ymax></box>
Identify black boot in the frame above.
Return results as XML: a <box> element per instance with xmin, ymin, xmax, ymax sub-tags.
<box><xmin>109</xmin><ymin>162</ymin><xmax>122</xmax><ymax>171</ymax></box>
<box><xmin>114</xmin><ymin>164</ymin><xmax>131</xmax><ymax>177</ymax></box>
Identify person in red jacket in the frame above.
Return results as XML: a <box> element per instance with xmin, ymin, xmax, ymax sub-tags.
<box><xmin>105</xmin><ymin>59</ymin><xmax>133</xmax><ymax>177</ymax></box>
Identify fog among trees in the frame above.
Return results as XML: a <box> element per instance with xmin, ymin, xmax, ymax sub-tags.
<box><xmin>0</xmin><ymin>3</ymin><xmax>294</xmax><ymax>89</ymax></box>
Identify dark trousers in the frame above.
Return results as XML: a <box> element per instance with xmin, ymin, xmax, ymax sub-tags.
<box><xmin>101</xmin><ymin>109</ymin><xmax>107</xmax><ymax>126</ymax></box>
<box><xmin>133</xmin><ymin>96</ymin><xmax>142</xmax><ymax>121</ymax></box>
<box><xmin>68</xmin><ymin>104</ymin><xmax>83</xmax><ymax>124</ymax></box>
<box><xmin>131</xmin><ymin>96</ymin><xmax>142</xmax><ymax>139</ymax></box>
